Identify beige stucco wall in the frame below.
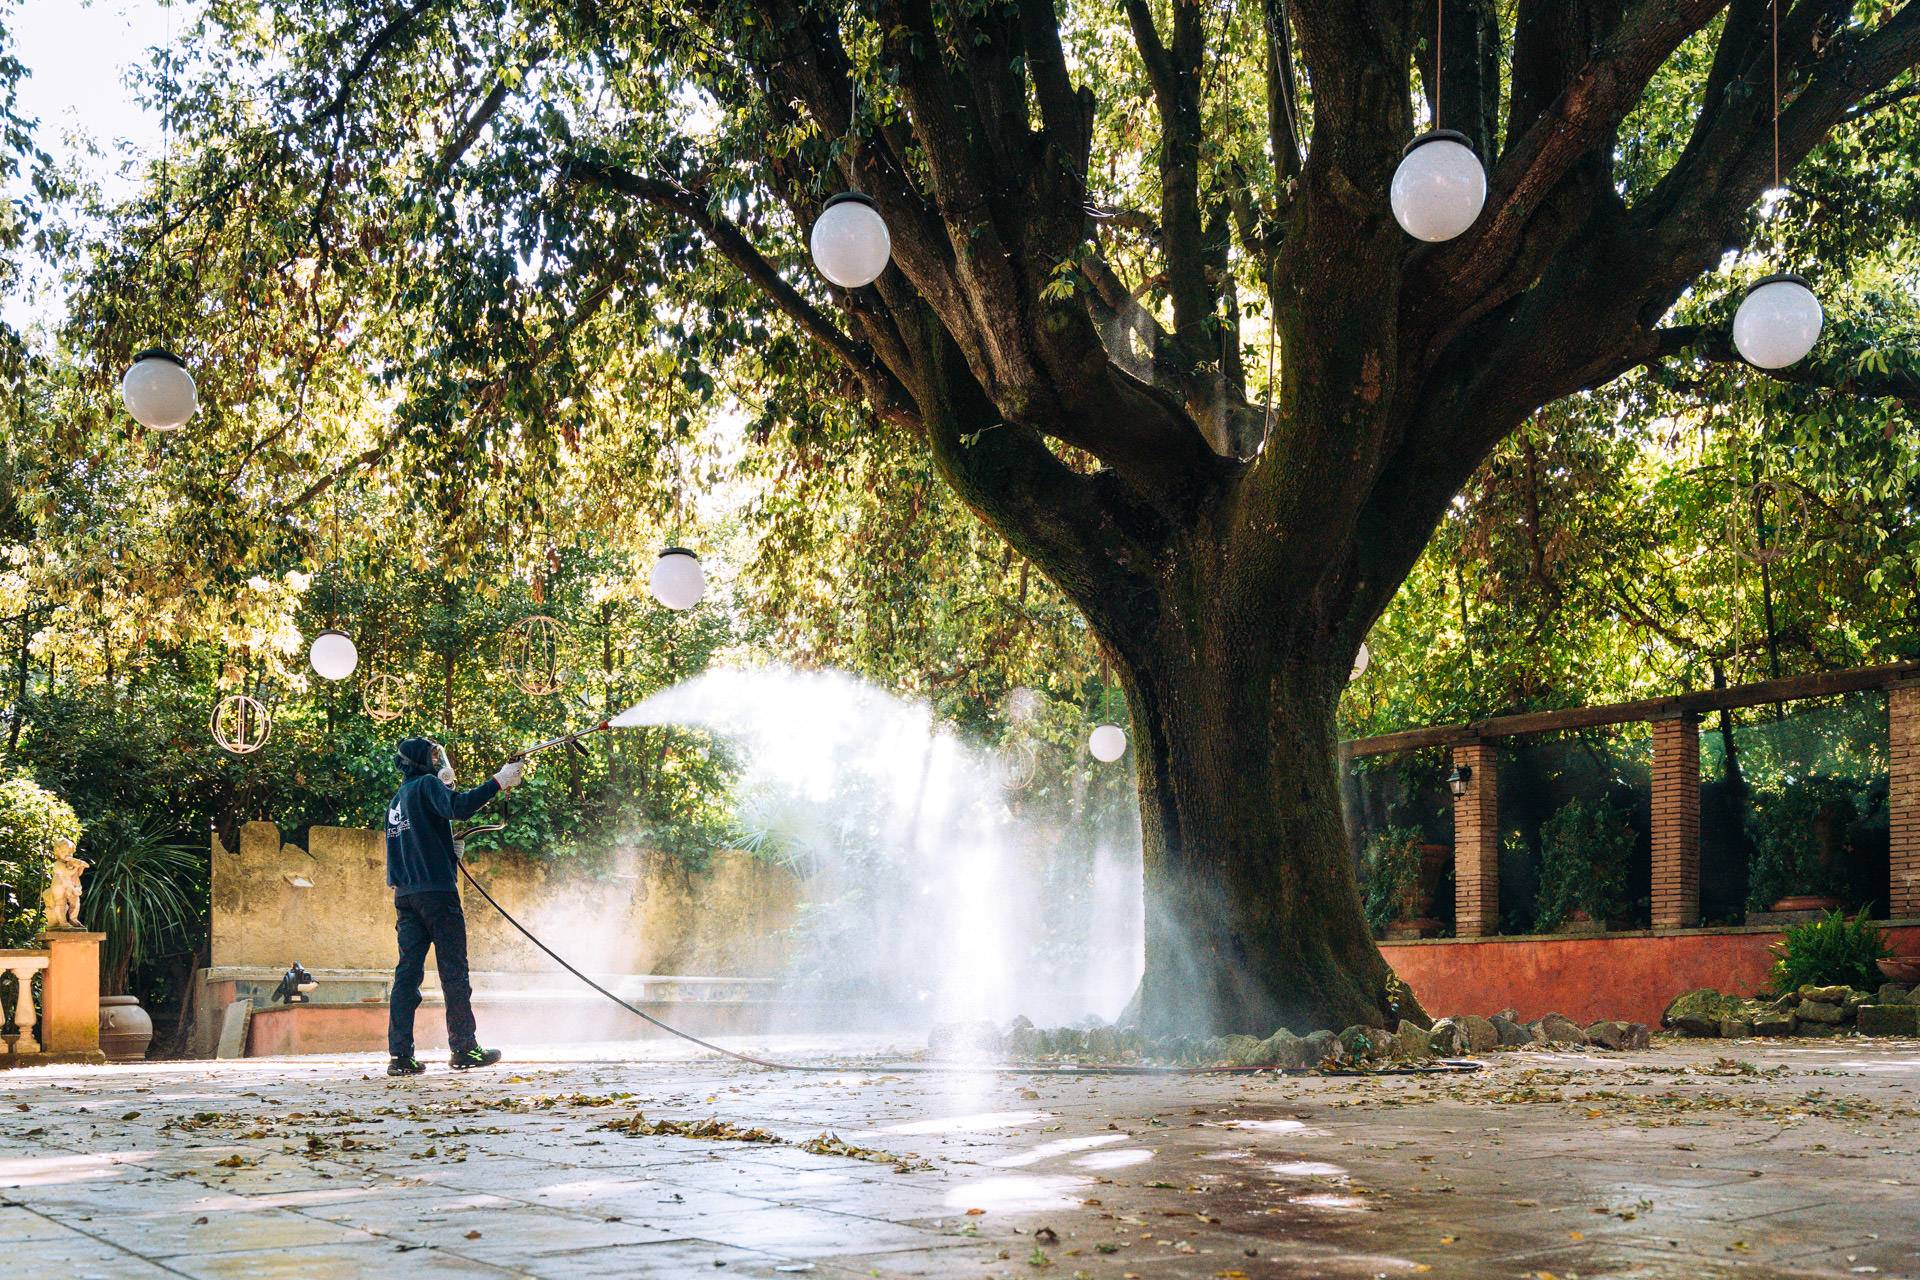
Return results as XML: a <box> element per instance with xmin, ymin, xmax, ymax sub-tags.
<box><xmin>211</xmin><ymin>821</ymin><xmax>803</xmax><ymax>976</ymax></box>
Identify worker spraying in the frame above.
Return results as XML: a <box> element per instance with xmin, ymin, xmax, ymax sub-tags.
<box><xmin>384</xmin><ymin>736</ymin><xmax>526</xmax><ymax>1077</ymax></box>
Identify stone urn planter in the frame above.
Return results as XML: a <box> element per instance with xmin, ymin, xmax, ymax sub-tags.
<box><xmin>1768</xmin><ymin>894</ymin><xmax>1841</xmax><ymax>913</ymax></box>
<box><xmin>1552</xmin><ymin>908</ymin><xmax>1609</xmax><ymax>935</ymax></box>
<box><xmin>1879</xmin><ymin>957</ymin><xmax>1920</xmax><ymax>984</ymax></box>
<box><xmin>1386</xmin><ymin>843</ymin><xmax>1451</xmax><ymax>940</ymax></box>
<box><xmin>99</xmin><ymin>995</ymin><xmax>153</xmax><ymax>1062</ymax></box>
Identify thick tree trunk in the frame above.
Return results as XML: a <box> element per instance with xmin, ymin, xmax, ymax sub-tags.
<box><xmin>1118</xmin><ymin>603</ymin><xmax>1415</xmax><ymax>1038</ymax></box>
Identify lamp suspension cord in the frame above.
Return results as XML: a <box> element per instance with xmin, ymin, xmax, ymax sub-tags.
<box><xmin>1771</xmin><ymin>0</ymin><xmax>1780</xmax><ymax>192</ymax></box>
<box><xmin>664</xmin><ymin>347</ymin><xmax>683</xmax><ymax>537</ymax></box>
<box><xmin>1433</xmin><ymin>0</ymin><xmax>1442</xmax><ymax>129</ymax></box>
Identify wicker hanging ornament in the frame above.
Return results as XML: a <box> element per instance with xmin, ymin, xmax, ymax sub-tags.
<box><xmin>210</xmin><ymin>694</ymin><xmax>272</xmax><ymax>755</ymax></box>
<box><xmin>362</xmin><ymin>672</ymin><xmax>408</xmax><ymax>723</ymax></box>
<box><xmin>507</xmin><ymin>614</ymin><xmax>565</xmax><ymax>696</ymax></box>
<box><xmin>1731</xmin><ymin>477</ymin><xmax>1808</xmax><ymax>565</ymax></box>
<box><xmin>1002</xmin><ymin>740</ymin><xmax>1041</xmax><ymax>792</ymax></box>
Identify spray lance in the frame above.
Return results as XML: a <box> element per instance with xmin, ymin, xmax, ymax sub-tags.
<box><xmin>507</xmin><ymin>700</ymin><xmax>653</xmax><ymax>764</ymax></box>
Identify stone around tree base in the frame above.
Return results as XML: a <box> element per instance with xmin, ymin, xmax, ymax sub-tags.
<box><xmin>927</xmin><ymin>1020</ymin><xmax>1002</xmax><ymax>1058</ymax></box>
<box><xmin>1533</xmin><ymin>1013</ymin><xmax>1587</xmax><ymax>1045</ymax></box>
<box><xmin>1856</xmin><ymin>1004</ymin><xmax>1920</xmax><ymax>1036</ymax></box>
<box><xmin>1794</xmin><ymin>1021</ymin><xmax>1845</xmax><ymax>1038</ymax></box>
<box><xmin>1586</xmin><ymin>1020</ymin><xmax>1651</xmax><ymax>1051</ymax></box>
<box><xmin>1338</xmin><ymin>1026</ymin><xmax>1383</xmax><ymax>1061</ymax></box>
<box><xmin>1719</xmin><ymin>1016</ymin><xmax>1753</xmax><ymax>1039</ymax></box>
<box><xmin>1795</xmin><ymin>999</ymin><xmax>1847</xmax><ymax>1025</ymax></box>
<box><xmin>1427</xmin><ymin>1018</ymin><xmax>1467</xmax><ymax>1056</ymax></box>
<box><xmin>1300</xmin><ymin>1029</ymin><xmax>1341</xmax><ymax>1066</ymax></box>
<box><xmin>1662</xmin><ymin>989</ymin><xmax>1734</xmax><ymax>1037</ymax></box>
<box><xmin>1490</xmin><ymin>1015</ymin><xmax>1532</xmax><ymax>1047</ymax></box>
<box><xmin>1456</xmin><ymin>1014</ymin><xmax>1499</xmax><ymax>1053</ymax></box>
<box><xmin>1751</xmin><ymin>1012</ymin><xmax>1797</xmax><ymax>1036</ymax></box>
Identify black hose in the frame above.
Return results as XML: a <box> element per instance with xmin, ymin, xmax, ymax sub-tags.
<box><xmin>456</xmin><ymin>860</ymin><xmax>1479</xmax><ymax>1078</ymax></box>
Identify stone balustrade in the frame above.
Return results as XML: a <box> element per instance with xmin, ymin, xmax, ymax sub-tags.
<box><xmin>0</xmin><ymin>932</ymin><xmax>104</xmax><ymax>1066</ymax></box>
<box><xmin>1</xmin><ymin>950</ymin><xmax>50</xmax><ymax>1056</ymax></box>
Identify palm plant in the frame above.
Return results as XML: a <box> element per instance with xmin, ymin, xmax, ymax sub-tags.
<box><xmin>79</xmin><ymin>814</ymin><xmax>205</xmax><ymax>997</ymax></box>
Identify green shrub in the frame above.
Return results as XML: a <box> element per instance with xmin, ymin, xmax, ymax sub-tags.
<box><xmin>80</xmin><ymin>813</ymin><xmax>206</xmax><ymax>996</ymax></box>
<box><xmin>1361</xmin><ymin>825</ymin><xmax>1425</xmax><ymax>936</ymax></box>
<box><xmin>1747</xmin><ymin>776</ymin><xmax>1859</xmax><ymax>912</ymax></box>
<box><xmin>1533</xmin><ymin>797</ymin><xmax>1633</xmax><ymax>932</ymax></box>
<box><xmin>1769</xmin><ymin>908</ymin><xmax>1890</xmax><ymax>995</ymax></box>
<box><xmin>0</xmin><ymin>775</ymin><xmax>84</xmax><ymax>948</ymax></box>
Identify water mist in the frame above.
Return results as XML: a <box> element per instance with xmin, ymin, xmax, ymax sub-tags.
<box><xmin>622</xmin><ymin>667</ymin><xmax>1143</xmax><ymax>1029</ymax></box>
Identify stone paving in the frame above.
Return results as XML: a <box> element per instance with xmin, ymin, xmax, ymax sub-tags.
<box><xmin>2</xmin><ymin>1033</ymin><xmax>1917</xmax><ymax>1278</ymax></box>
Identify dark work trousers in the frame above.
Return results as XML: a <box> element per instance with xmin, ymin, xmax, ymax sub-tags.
<box><xmin>388</xmin><ymin>890</ymin><xmax>479</xmax><ymax>1058</ymax></box>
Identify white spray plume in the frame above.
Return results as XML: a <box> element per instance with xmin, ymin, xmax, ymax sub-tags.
<box><xmin>622</xmin><ymin>665</ymin><xmax>1142</xmax><ymax>1027</ymax></box>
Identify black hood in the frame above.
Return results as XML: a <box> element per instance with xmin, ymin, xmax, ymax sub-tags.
<box><xmin>395</xmin><ymin>737</ymin><xmax>442</xmax><ymax>778</ymax></box>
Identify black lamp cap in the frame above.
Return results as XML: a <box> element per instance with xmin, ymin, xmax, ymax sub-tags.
<box><xmin>313</xmin><ymin>628</ymin><xmax>352</xmax><ymax>641</ymax></box>
<box><xmin>658</xmin><ymin>547</ymin><xmax>698</xmax><ymax>560</ymax></box>
<box><xmin>1402</xmin><ymin>128</ymin><xmax>1475</xmax><ymax>158</ymax></box>
<box><xmin>130</xmin><ymin>346</ymin><xmax>187</xmax><ymax>367</ymax></box>
<box><xmin>1745</xmin><ymin>271</ymin><xmax>1813</xmax><ymax>296</ymax></box>
<box><xmin>822</xmin><ymin>190</ymin><xmax>880</xmax><ymax>213</ymax></box>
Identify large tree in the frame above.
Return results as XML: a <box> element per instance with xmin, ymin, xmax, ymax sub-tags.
<box><xmin>123</xmin><ymin>0</ymin><xmax>1920</xmax><ymax>1033</ymax></box>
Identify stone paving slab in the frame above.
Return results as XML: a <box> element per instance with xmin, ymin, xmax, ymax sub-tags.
<box><xmin>3</xmin><ymin>1033</ymin><xmax>1918</xmax><ymax>1277</ymax></box>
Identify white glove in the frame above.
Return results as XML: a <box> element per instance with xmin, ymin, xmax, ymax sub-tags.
<box><xmin>493</xmin><ymin>759</ymin><xmax>525</xmax><ymax>791</ymax></box>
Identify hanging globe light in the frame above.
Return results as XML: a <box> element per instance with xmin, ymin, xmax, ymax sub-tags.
<box><xmin>809</xmin><ymin>192</ymin><xmax>891</xmax><ymax>288</ymax></box>
<box><xmin>308</xmin><ymin>629</ymin><xmax>359</xmax><ymax>681</ymax></box>
<box><xmin>1732</xmin><ymin>273</ymin><xmax>1822</xmax><ymax>369</ymax></box>
<box><xmin>1390</xmin><ymin>131</ymin><xmax>1486</xmax><ymax>243</ymax></box>
<box><xmin>1350</xmin><ymin>642</ymin><xmax>1371</xmax><ymax>681</ymax></box>
<box><xmin>1088</xmin><ymin>724</ymin><xmax>1127</xmax><ymax>763</ymax></box>
<box><xmin>650</xmin><ymin>547</ymin><xmax>706</xmax><ymax>611</ymax></box>
<box><xmin>120</xmin><ymin>347</ymin><xmax>198</xmax><ymax>430</ymax></box>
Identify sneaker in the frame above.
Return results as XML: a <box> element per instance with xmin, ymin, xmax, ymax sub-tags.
<box><xmin>450</xmin><ymin>1046</ymin><xmax>503</xmax><ymax>1071</ymax></box>
<box><xmin>387</xmin><ymin>1056</ymin><xmax>427</xmax><ymax>1077</ymax></box>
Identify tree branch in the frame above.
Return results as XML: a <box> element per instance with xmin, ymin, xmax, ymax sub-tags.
<box><xmin>1646</xmin><ymin>324</ymin><xmax>1920</xmax><ymax>413</ymax></box>
<box><xmin>565</xmin><ymin>157</ymin><xmax>917</xmax><ymax>429</ymax></box>
<box><xmin>1123</xmin><ymin>0</ymin><xmax>1214</xmax><ymax>355</ymax></box>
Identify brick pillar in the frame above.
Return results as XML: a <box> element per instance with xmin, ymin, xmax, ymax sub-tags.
<box><xmin>1650</xmin><ymin>715</ymin><xmax>1701</xmax><ymax>930</ymax></box>
<box><xmin>1451</xmin><ymin>742</ymin><xmax>1499</xmax><ymax>937</ymax></box>
<box><xmin>1891</xmin><ymin>683</ymin><xmax>1920</xmax><ymax>918</ymax></box>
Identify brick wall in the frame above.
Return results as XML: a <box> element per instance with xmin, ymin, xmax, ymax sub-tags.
<box><xmin>1451</xmin><ymin>743</ymin><xmax>1499</xmax><ymax>937</ymax></box>
<box><xmin>1650</xmin><ymin>714</ymin><xmax>1701</xmax><ymax>929</ymax></box>
<box><xmin>1892</xmin><ymin>683</ymin><xmax>1920</xmax><ymax>918</ymax></box>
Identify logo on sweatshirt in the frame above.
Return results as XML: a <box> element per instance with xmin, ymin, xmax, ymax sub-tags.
<box><xmin>387</xmin><ymin>803</ymin><xmax>410</xmax><ymax>836</ymax></box>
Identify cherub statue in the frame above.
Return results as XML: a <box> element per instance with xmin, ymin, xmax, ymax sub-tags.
<box><xmin>42</xmin><ymin>836</ymin><xmax>87</xmax><ymax>931</ymax></box>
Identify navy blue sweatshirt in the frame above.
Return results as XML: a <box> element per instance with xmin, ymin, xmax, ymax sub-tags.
<box><xmin>385</xmin><ymin>774</ymin><xmax>501</xmax><ymax>896</ymax></box>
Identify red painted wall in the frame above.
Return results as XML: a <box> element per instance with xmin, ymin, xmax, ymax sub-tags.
<box><xmin>1384</xmin><ymin>923</ymin><xmax>1920</xmax><ymax>1026</ymax></box>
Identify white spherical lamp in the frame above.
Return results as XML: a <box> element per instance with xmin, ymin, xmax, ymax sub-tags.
<box><xmin>1732</xmin><ymin>273</ymin><xmax>1822</xmax><ymax>370</ymax></box>
<box><xmin>1390</xmin><ymin>130</ymin><xmax>1486</xmax><ymax>243</ymax></box>
<box><xmin>121</xmin><ymin>347</ymin><xmax>198</xmax><ymax>430</ymax></box>
<box><xmin>809</xmin><ymin>192</ymin><xmax>891</xmax><ymax>288</ymax></box>
<box><xmin>650</xmin><ymin>547</ymin><xmax>706</xmax><ymax>611</ymax></box>
<box><xmin>1088</xmin><ymin>724</ymin><xmax>1127</xmax><ymax>763</ymax></box>
<box><xmin>1350</xmin><ymin>642</ymin><xmax>1371</xmax><ymax>681</ymax></box>
<box><xmin>308</xmin><ymin>629</ymin><xmax>359</xmax><ymax>681</ymax></box>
